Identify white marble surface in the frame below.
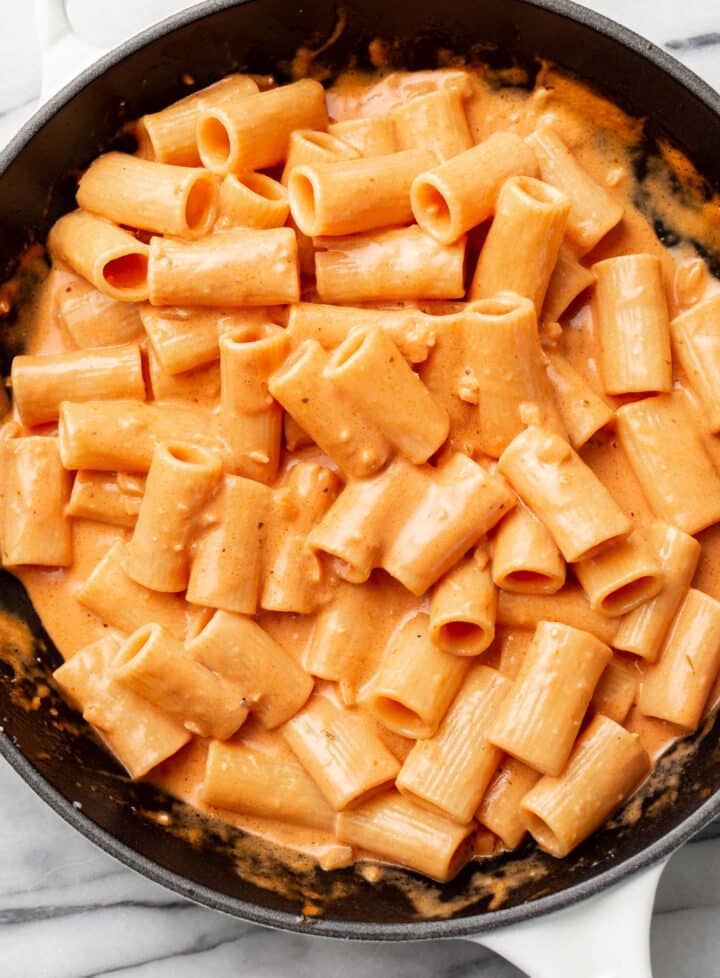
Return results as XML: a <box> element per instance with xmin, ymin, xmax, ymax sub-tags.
<box><xmin>1</xmin><ymin>2</ymin><xmax>720</xmax><ymax>976</ymax></box>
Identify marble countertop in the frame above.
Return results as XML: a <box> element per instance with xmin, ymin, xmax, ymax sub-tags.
<box><xmin>2</xmin><ymin>2</ymin><xmax>720</xmax><ymax>976</ymax></box>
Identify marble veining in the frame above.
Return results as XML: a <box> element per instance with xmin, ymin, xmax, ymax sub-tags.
<box><xmin>1</xmin><ymin>2</ymin><xmax>720</xmax><ymax>976</ymax></box>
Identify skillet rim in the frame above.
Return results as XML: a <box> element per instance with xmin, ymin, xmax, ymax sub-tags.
<box><xmin>2</xmin><ymin>0</ymin><xmax>720</xmax><ymax>941</ymax></box>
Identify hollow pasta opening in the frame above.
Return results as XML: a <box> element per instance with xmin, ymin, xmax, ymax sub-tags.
<box><xmin>468</xmin><ymin>294</ymin><xmax>526</xmax><ymax>318</ymax></box>
<box><xmin>103</xmin><ymin>253</ymin><xmax>148</xmax><ymax>291</ymax></box>
<box><xmin>521</xmin><ymin>809</ymin><xmax>567</xmax><ymax>858</ymax></box>
<box><xmin>289</xmin><ymin>171</ymin><xmax>318</xmax><ymax>233</ymax></box>
<box><xmin>242</xmin><ymin>172</ymin><xmax>287</xmax><ymax>201</ymax></box>
<box><xmin>601</xmin><ymin>576</ymin><xmax>657</xmax><ymax>616</ymax></box>
<box><xmin>185</xmin><ymin>175</ymin><xmax>217</xmax><ymax>232</ymax></box>
<box><xmin>331</xmin><ymin>328</ymin><xmax>368</xmax><ymax>368</ymax></box>
<box><xmin>414</xmin><ymin>180</ymin><xmax>452</xmax><ymax>235</ymax></box>
<box><xmin>164</xmin><ymin>441</ymin><xmax>216</xmax><ymax>468</ymax></box>
<box><xmin>372</xmin><ymin>696</ymin><xmax>427</xmax><ymax>737</ymax></box>
<box><xmin>514</xmin><ymin>175</ymin><xmax>565</xmax><ymax>206</ymax></box>
<box><xmin>299</xmin><ymin>130</ymin><xmax>348</xmax><ymax>153</ymax></box>
<box><xmin>113</xmin><ymin>624</ymin><xmax>154</xmax><ymax>670</ymax></box>
<box><xmin>438</xmin><ymin>619</ymin><xmax>486</xmax><ymax>651</ymax></box>
<box><xmin>503</xmin><ymin>569</ymin><xmax>557</xmax><ymax>592</ymax></box>
<box><xmin>198</xmin><ymin>115</ymin><xmax>232</xmax><ymax>168</ymax></box>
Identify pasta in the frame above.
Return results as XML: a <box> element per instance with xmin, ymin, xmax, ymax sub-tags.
<box><xmin>5</xmin><ymin>61</ymin><xmax>720</xmax><ymax>887</ymax></box>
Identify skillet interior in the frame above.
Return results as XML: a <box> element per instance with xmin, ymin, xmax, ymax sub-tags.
<box><xmin>2</xmin><ymin>0</ymin><xmax>720</xmax><ymax>939</ymax></box>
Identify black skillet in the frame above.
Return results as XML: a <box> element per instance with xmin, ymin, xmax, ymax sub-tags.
<box><xmin>1</xmin><ymin>1</ymin><xmax>720</xmax><ymax>975</ymax></box>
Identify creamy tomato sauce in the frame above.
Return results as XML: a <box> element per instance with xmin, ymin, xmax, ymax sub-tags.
<box><xmin>6</xmin><ymin>60</ymin><xmax>720</xmax><ymax>883</ymax></box>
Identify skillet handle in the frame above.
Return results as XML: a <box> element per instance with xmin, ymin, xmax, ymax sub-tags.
<box><xmin>468</xmin><ymin>858</ymin><xmax>668</xmax><ymax>978</ymax></box>
<box><xmin>32</xmin><ymin>0</ymin><xmax>106</xmax><ymax>101</ymax></box>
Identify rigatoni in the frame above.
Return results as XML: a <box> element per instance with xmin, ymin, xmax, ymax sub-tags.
<box><xmin>328</xmin><ymin>116</ymin><xmax>396</xmax><ymax>157</ymax></box>
<box><xmin>315</xmin><ymin>226</ymin><xmax>466</xmax><ymax>303</ymax></box>
<box><xmin>498</xmin><ymin>424</ymin><xmax>632</xmax><ymax>562</ymax></box>
<box><xmin>614</xmin><ymin>522</ymin><xmax>700</xmax><ymax>660</ymax></box>
<box><xmin>470</xmin><ymin>176</ymin><xmax>570</xmax><ymax>311</ymax></box>
<box><xmin>521</xmin><ymin>714</ymin><xmax>650</xmax><ymax>857</ymax></box>
<box><xmin>429</xmin><ymin>548</ymin><xmax>497</xmax><ymax>656</ymax></box>
<box><xmin>289</xmin><ymin>149</ymin><xmax>434</xmax><ymax>237</ymax></box>
<box><xmin>593</xmin><ymin>254</ymin><xmax>672</xmax><ymax>395</ymax></box>
<box><xmin>590</xmin><ymin>656</ymin><xmax>639</xmax><ymax>724</ymax></box>
<box><xmin>492</xmin><ymin>503</ymin><xmax>565</xmax><ymax>595</ymax></box>
<box><xmin>488</xmin><ymin>621</ymin><xmax>612</xmax><ymax>775</ymax></box>
<box><xmin>58</xmin><ymin>280</ymin><xmax>144</xmax><ymax>348</ymax></box>
<box><xmin>526</xmin><ymin>126</ymin><xmax>624</xmax><ymax>254</ymax></box>
<box><xmin>124</xmin><ymin>442</ymin><xmax>222</xmax><ymax>592</ymax></box>
<box><xmin>670</xmin><ymin>295</ymin><xmax>720</xmax><ymax>431</ymax></box>
<box><xmin>202</xmin><ymin>741</ymin><xmax>335</xmax><ymax>829</ymax></box>
<box><xmin>616</xmin><ymin>392</ymin><xmax>720</xmax><ymax>534</ymax></box>
<box><xmin>148</xmin><ymin>228</ymin><xmax>299</xmax><ymax>307</ymax></box>
<box><xmin>477</xmin><ymin>756</ymin><xmax>541</xmax><ymax>849</ymax></box>
<box><xmin>12</xmin><ymin>345</ymin><xmax>145</xmax><ymax>426</ymax></box>
<box><xmin>2</xmin><ymin>437</ymin><xmax>72</xmax><ymax>567</ymax></box>
<box><xmin>113</xmin><ymin>624</ymin><xmax>248</xmax><ymax>740</ymax></box>
<box><xmin>186</xmin><ymin>475</ymin><xmax>271</xmax><ymax>614</ymax></box>
<box><xmin>77</xmin><ymin>153</ymin><xmax>218</xmax><ymax>239</ymax></box>
<box><xmin>396</xmin><ymin>665</ymin><xmax>510</xmax><ymax>823</ymax></box>
<box><xmin>638</xmin><ymin>588</ymin><xmax>720</xmax><ymax>730</ymax></box>
<box><xmin>545</xmin><ymin>351</ymin><xmax>614</xmax><ymax>449</ymax></box>
<box><xmin>326</xmin><ymin>326</ymin><xmax>449</xmax><ymax>464</ymax></box>
<box><xmin>197</xmin><ymin>79</ymin><xmax>328</xmax><ymax>174</ymax></box>
<box><xmin>391</xmin><ymin>89</ymin><xmax>472</xmax><ymax>160</ymax></box>
<box><xmin>282</xmin><ymin>695</ymin><xmax>400</xmax><ymax>809</ymax></box>
<box><xmin>368</xmin><ymin>614</ymin><xmax>467</xmax><ymax>738</ymax></box>
<box><xmin>48</xmin><ymin>211</ymin><xmax>149</xmax><ymax>302</ymax></box>
<box><xmin>411</xmin><ymin>131</ymin><xmax>539</xmax><ymax>244</ymax></box>
<box><xmin>186</xmin><ymin>610</ymin><xmax>313</xmax><ymax>729</ymax></box>
<box><xmin>496</xmin><ymin>586</ymin><xmax>619</xmax><ymax>645</ymax></box>
<box><xmin>66</xmin><ymin>471</ymin><xmax>141</xmax><ymax>529</ymax></box>
<box><xmin>136</xmin><ymin>73</ymin><xmax>259</xmax><ymax>165</ymax></box>
<box><xmin>541</xmin><ymin>244</ymin><xmax>594</xmax><ymax>324</ymax></box>
<box><xmin>53</xmin><ymin>636</ymin><xmax>190</xmax><ymax>779</ymax></box>
<box><xmin>219</xmin><ymin>322</ymin><xmax>287</xmax><ymax>483</ymax></box>
<box><xmin>336</xmin><ymin>791</ymin><xmax>474</xmax><ymax>882</ymax></box>
<box><xmin>573</xmin><ymin>530</ymin><xmax>663</xmax><ymax>617</ymax></box>
<box><xmin>216</xmin><ymin>172</ymin><xmax>289</xmax><ymax>230</ymax></box>
<box><xmin>269</xmin><ymin>339</ymin><xmax>391</xmax><ymax>478</ymax></box>
<box><xmin>281</xmin><ymin>129</ymin><xmax>359</xmax><ymax>185</ymax></box>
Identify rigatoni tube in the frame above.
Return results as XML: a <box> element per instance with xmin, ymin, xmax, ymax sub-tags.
<box><xmin>58</xmin><ymin>280</ymin><xmax>144</xmax><ymax>348</ymax></box>
<box><xmin>492</xmin><ymin>502</ymin><xmax>565</xmax><ymax>595</ymax></box>
<box><xmin>520</xmin><ymin>714</ymin><xmax>650</xmax><ymax>857</ymax></box>
<box><xmin>498</xmin><ymin>425</ymin><xmax>632</xmax><ymax>562</ymax></box>
<box><xmin>289</xmin><ymin>149</ymin><xmax>434</xmax><ymax>237</ymax></box>
<box><xmin>2</xmin><ymin>436</ymin><xmax>72</xmax><ymax>567</ymax></box>
<box><xmin>281</xmin><ymin>129</ymin><xmax>359</xmax><ymax>185</ymax></box>
<box><xmin>66</xmin><ymin>471</ymin><xmax>141</xmax><ymax>529</ymax></box>
<box><xmin>429</xmin><ymin>548</ymin><xmax>497</xmax><ymax>656</ymax></box>
<box><xmin>670</xmin><ymin>295</ymin><xmax>720</xmax><ymax>432</ymax></box>
<box><xmin>136</xmin><ymin>74</ymin><xmax>259</xmax><ymax>165</ymax></box>
<box><xmin>219</xmin><ymin>322</ymin><xmax>287</xmax><ymax>483</ymax></box>
<box><xmin>496</xmin><ymin>586</ymin><xmax>619</xmax><ymax>645</ymax></box>
<box><xmin>593</xmin><ymin>254</ymin><xmax>672</xmax><ymax>395</ymax></box>
<box><xmin>202</xmin><ymin>741</ymin><xmax>335</xmax><ymax>830</ymax></box>
<box><xmin>282</xmin><ymin>695</ymin><xmax>400</xmax><ymax>810</ymax></box>
<box><xmin>336</xmin><ymin>791</ymin><xmax>474</xmax><ymax>882</ymax></box>
<box><xmin>411</xmin><ymin>131</ymin><xmax>539</xmax><ymax>244</ymax></box>
<box><xmin>186</xmin><ymin>610</ymin><xmax>313</xmax><ymax>729</ymax></box>
<box><xmin>315</xmin><ymin>225</ymin><xmax>466</xmax><ymax>303</ymax></box>
<box><xmin>326</xmin><ymin>326</ymin><xmax>449</xmax><ymax>464</ymax></box>
<box><xmin>328</xmin><ymin>116</ymin><xmax>396</xmax><ymax>157</ymax></box>
<box><xmin>396</xmin><ymin>665</ymin><xmax>510</xmax><ymax>823</ymax></box>
<box><xmin>186</xmin><ymin>475</ymin><xmax>271</xmax><ymax>614</ymax></box>
<box><xmin>488</xmin><ymin>621</ymin><xmax>612</xmax><ymax>775</ymax></box>
<box><xmin>545</xmin><ymin>351</ymin><xmax>614</xmax><ymax>450</ymax></box>
<box><xmin>48</xmin><ymin>211</ymin><xmax>149</xmax><ymax>302</ymax></box>
<box><xmin>216</xmin><ymin>172</ymin><xmax>289</xmax><ymax>230</ymax></box>
<box><xmin>113</xmin><ymin>624</ymin><xmax>248</xmax><ymax>740</ymax></box>
<box><xmin>470</xmin><ymin>176</ymin><xmax>570</xmax><ymax>311</ymax></box>
<box><xmin>124</xmin><ymin>442</ymin><xmax>222</xmax><ymax>592</ymax></box>
<box><xmin>367</xmin><ymin>614</ymin><xmax>468</xmax><ymax>738</ymax></box>
<box><xmin>638</xmin><ymin>588</ymin><xmax>720</xmax><ymax>731</ymax></box>
<box><xmin>77</xmin><ymin>153</ymin><xmax>218</xmax><ymax>239</ymax></box>
<box><xmin>12</xmin><ymin>345</ymin><xmax>145</xmax><ymax>427</ymax></box>
<box><xmin>391</xmin><ymin>89</ymin><xmax>472</xmax><ymax>161</ymax></box>
<box><xmin>476</xmin><ymin>757</ymin><xmax>541</xmax><ymax>849</ymax></box>
<box><xmin>148</xmin><ymin>228</ymin><xmax>299</xmax><ymax>306</ymax></box>
<box><xmin>573</xmin><ymin>530</ymin><xmax>663</xmax><ymax>617</ymax></box>
<box><xmin>197</xmin><ymin>79</ymin><xmax>328</xmax><ymax>174</ymax></box>
<box><xmin>613</xmin><ymin>522</ymin><xmax>700</xmax><ymax>661</ymax></box>
<box><xmin>541</xmin><ymin>244</ymin><xmax>594</xmax><ymax>324</ymax></box>
<box><xmin>269</xmin><ymin>339</ymin><xmax>391</xmax><ymax>478</ymax></box>
<box><xmin>616</xmin><ymin>391</ymin><xmax>720</xmax><ymax>534</ymax></box>
<box><xmin>526</xmin><ymin>126</ymin><xmax>624</xmax><ymax>254</ymax></box>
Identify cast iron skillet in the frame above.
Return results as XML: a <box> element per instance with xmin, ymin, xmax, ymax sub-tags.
<box><xmin>2</xmin><ymin>0</ymin><xmax>720</xmax><ymax>942</ymax></box>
